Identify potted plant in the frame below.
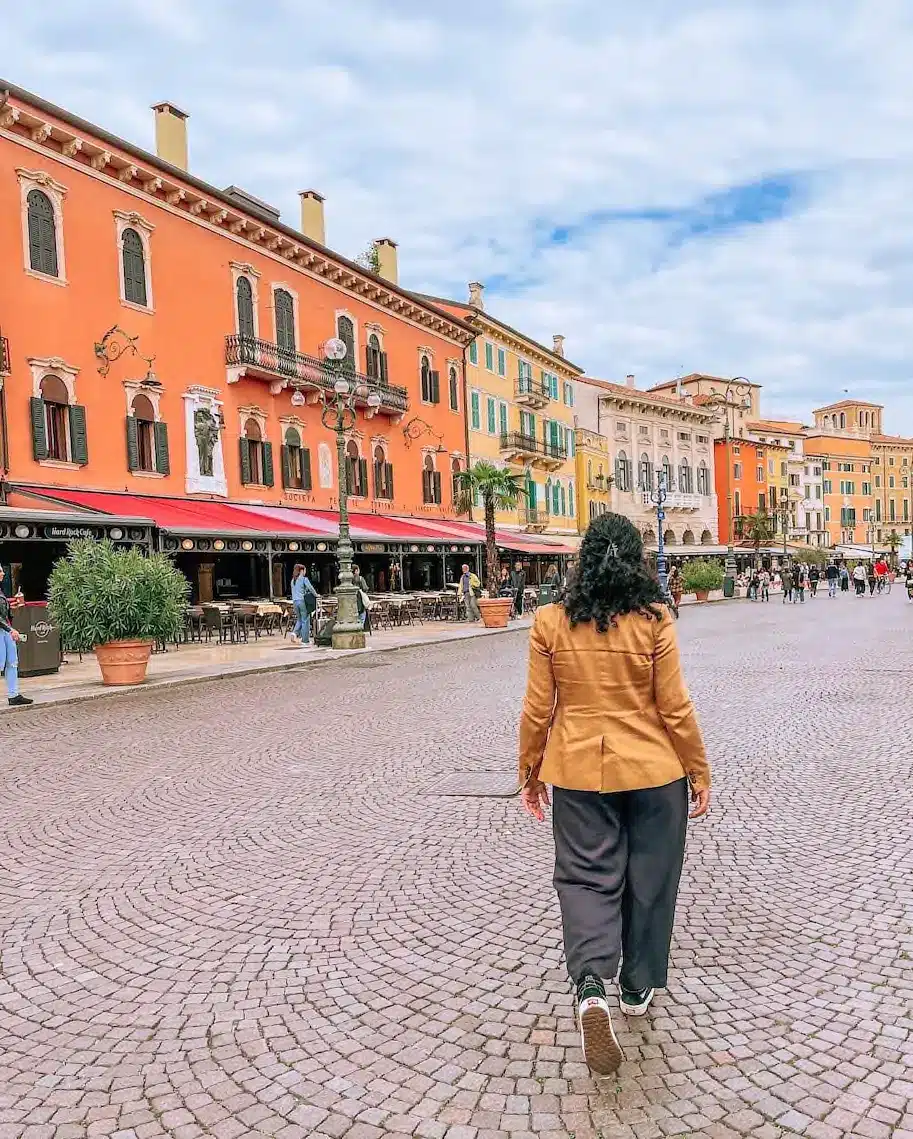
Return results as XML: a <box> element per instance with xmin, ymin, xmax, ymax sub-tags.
<box><xmin>681</xmin><ymin>558</ymin><xmax>725</xmax><ymax>602</ymax></box>
<box><xmin>454</xmin><ymin>460</ymin><xmax>527</xmax><ymax>628</ymax></box>
<box><xmin>49</xmin><ymin>539</ymin><xmax>190</xmax><ymax>685</ymax></box>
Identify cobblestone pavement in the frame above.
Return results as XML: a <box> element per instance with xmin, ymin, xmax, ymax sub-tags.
<box><xmin>1</xmin><ymin>593</ymin><xmax>911</xmax><ymax>1139</ymax></box>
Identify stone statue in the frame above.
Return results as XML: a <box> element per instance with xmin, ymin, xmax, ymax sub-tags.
<box><xmin>194</xmin><ymin>408</ymin><xmax>219</xmax><ymax>477</ymax></box>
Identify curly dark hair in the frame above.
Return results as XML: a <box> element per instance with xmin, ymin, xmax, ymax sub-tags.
<box><xmin>563</xmin><ymin>512</ymin><xmax>666</xmax><ymax>632</ymax></box>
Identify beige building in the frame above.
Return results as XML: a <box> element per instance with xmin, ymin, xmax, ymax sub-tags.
<box><xmin>576</xmin><ymin>377</ymin><xmax>721</xmax><ymax>552</ymax></box>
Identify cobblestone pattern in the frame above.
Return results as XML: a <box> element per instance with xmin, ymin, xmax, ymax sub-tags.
<box><xmin>1</xmin><ymin>594</ymin><xmax>911</xmax><ymax>1139</ymax></box>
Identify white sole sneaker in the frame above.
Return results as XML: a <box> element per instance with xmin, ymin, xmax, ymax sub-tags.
<box><xmin>618</xmin><ymin>986</ymin><xmax>655</xmax><ymax>1016</ymax></box>
<box><xmin>577</xmin><ymin>994</ymin><xmax>623</xmax><ymax>1075</ymax></box>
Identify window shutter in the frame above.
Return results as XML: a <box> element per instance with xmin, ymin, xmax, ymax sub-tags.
<box><xmin>422</xmin><ymin>469</ymin><xmax>431</xmax><ymax>503</ymax></box>
<box><xmin>237</xmin><ymin>277</ymin><xmax>255</xmax><ymax>338</ymax></box>
<box><xmin>122</xmin><ymin>229</ymin><xmax>147</xmax><ymax>306</ymax></box>
<box><xmin>301</xmin><ymin>448</ymin><xmax>312</xmax><ymax>491</ymax></box>
<box><xmin>27</xmin><ymin>191</ymin><xmax>58</xmax><ymax>277</ymax></box>
<box><xmin>153</xmin><ymin>421</ymin><xmax>170</xmax><ymax>475</ymax></box>
<box><xmin>433</xmin><ymin>471</ymin><xmax>442</xmax><ymax>504</ymax></box>
<box><xmin>471</xmin><ymin>392</ymin><xmax>480</xmax><ymax>430</ymax></box>
<box><xmin>281</xmin><ymin>444</ymin><xmax>292</xmax><ymax>488</ymax></box>
<box><xmin>126</xmin><ymin>415</ymin><xmax>139</xmax><ymax>472</ymax></box>
<box><xmin>262</xmin><ymin>441</ymin><xmax>275</xmax><ymax>487</ymax></box>
<box><xmin>69</xmin><ymin>405</ymin><xmax>88</xmax><ymax>465</ymax></box>
<box><xmin>430</xmin><ymin>370</ymin><xmax>440</xmax><ymax>403</ymax></box>
<box><xmin>499</xmin><ymin>403</ymin><xmax>508</xmax><ymax>435</ymax></box>
<box><xmin>385</xmin><ymin>462</ymin><xmax>394</xmax><ymax>500</ymax></box>
<box><xmin>358</xmin><ymin>457</ymin><xmax>368</xmax><ymax>495</ymax></box>
<box><xmin>487</xmin><ymin>399</ymin><xmax>496</xmax><ymax>434</ymax></box>
<box><xmin>344</xmin><ymin>455</ymin><xmax>354</xmax><ymax>496</ymax></box>
<box><xmin>30</xmin><ymin>397</ymin><xmax>49</xmax><ymax>460</ymax></box>
<box><xmin>380</xmin><ymin>351</ymin><xmax>389</xmax><ymax>384</ymax></box>
<box><xmin>373</xmin><ymin>460</ymin><xmax>383</xmax><ymax>497</ymax></box>
<box><xmin>239</xmin><ymin>437</ymin><xmax>252</xmax><ymax>485</ymax></box>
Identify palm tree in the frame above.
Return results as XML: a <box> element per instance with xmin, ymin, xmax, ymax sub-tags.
<box><xmin>735</xmin><ymin>508</ymin><xmax>777</xmax><ymax>565</ymax></box>
<box><xmin>886</xmin><ymin>528</ymin><xmax>901</xmax><ymax>566</ymax></box>
<box><xmin>454</xmin><ymin>461</ymin><xmax>527</xmax><ymax>593</ymax></box>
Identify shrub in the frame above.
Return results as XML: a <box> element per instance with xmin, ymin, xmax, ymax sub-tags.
<box><xmin>48</xmin><ymin>539</ymin><xmax>190</xmax><ymax>652</ymax></box>
<box><xmin>681</xmin><ymin>558</ymin><xmax>725</xmax><ymax>594</ymax></box>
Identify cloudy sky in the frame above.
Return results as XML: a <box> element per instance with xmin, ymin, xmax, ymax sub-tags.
<box><xmin>5</xmin><ymin>0</ymin><xmax>913</xmax><ymax>427</ymax></box>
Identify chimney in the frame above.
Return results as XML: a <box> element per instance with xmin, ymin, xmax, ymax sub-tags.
<box><xmin>375</xmin><ymin>237</ymin><xmax>398</xmax><ymax>284</ymax></box>
<box><xmin>468</xmin><ymin>281</ymin><xmax>485</xmax><ymax>309</ymax></box>
<box><xmin>152</xmin><ymin>102</ymin><xmax>189</xmax><ymax>171</ymax></box>
<box><xmin>299</xmin><ymin>190</ymin><xmax>326</xmax><ymax>245</ymax></box>
<box><xmin>625</xmin><ymin>373</ymin><xmax>636</xmax><ymax>389</ymax></box>
<box><xmin>553</xmin><ymin>334</ymin><xmax>566</xmax><ymax>357</ymax></box>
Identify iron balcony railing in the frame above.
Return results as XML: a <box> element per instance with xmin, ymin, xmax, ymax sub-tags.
<box><xmin>225</xmin><ymin>335</ymin><xmax>409</xmax><ymax>415</ymax></box>
<box><xmin>514</xmin><ymin>377</ymin><xmax>551</xmax><ymax>403</ymax></box>
<box><xmin>499</xmin><ymin>431</ymin><xmax>568</xmax><ymax>462</ymax></box>
<box><xmin>519</xmin><ymin>505</ymin><xmax>548</xmax><ymax>528</ymax></box>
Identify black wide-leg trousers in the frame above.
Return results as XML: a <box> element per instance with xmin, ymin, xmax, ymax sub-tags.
<box><xmin>552</xmin><ymin>778</ymin><xmax>689</xmax><ymax>989</ymax></box>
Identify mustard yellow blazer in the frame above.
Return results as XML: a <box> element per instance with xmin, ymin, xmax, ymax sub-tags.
<box><xmin>519</xmin><ymin>604</ymin><xmax>710</xmax><ymax>794</ymax></box>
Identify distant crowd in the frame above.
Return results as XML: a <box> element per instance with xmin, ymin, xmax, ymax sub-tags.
<box><xmin>740</xmin><ymin>557</ymin><xmax>910</xmax><ymax>602</ymax></box>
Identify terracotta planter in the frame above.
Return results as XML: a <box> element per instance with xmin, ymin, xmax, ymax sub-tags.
<box><xmin>94</xmin><ymin>639</ymin><xmax>154</xmax><ymax>686</ymax></box>
<box><xmin>694</xmin><ymin>590</ymin><xmax>710</xmax><ymax>603</ymax></box>
<box><xmin>478</xmin><ymin>597</ymin><xmax>513</xmax><ymax>628</ymax></box>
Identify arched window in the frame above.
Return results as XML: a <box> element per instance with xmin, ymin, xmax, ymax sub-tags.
<box><xmin>39</xmin><ymin>374</ymin><xmax>70</xmax><ymax>461</ymax></box>
<box><xmin>545</xmin><ymin>478</ymin><xmax>553</xmax><ymax>514</ymax></box>
<box><xmin>422</xmin><ymin>454</ymin><xmax>442</xmax><ymax>504</ymax></box>
<box><xmin>275</xmin><ymin>289</ymin><xmax>296</xmax><ymax>360</ymax></box>
<box><xmin>344</xmin><ymin>439</ymin><xmax>366</xmax><ymax>497</ymax></box>
<box><xmin>568</xmin><ymin>482</ymin><xmax>575</xmax><ymax>519</ymax></box>
<box><xmin>682</xmin><ymin>529</ymin><xmax>695</xmax><ymax>546</ymax></box>
<box><xmin>122</xmin><ymin>228</ymin><xmax>147</xmax><ymax>307</ymax></box>
<box><xmin>366</xmin><ymin>333</ymin><xmax>386</xmax><ymax>381</ymax></box>
<box><xmin>131</xmin><ymin>393</ymin><xmax>156</xmax><ymax>472</ymax></box>
<box><xmin>615</xmin><ymin>450</ymin><xmax>630</xmax><ymax>492</ymax></box>
<box><xmin>679</xmin><ymin>457</ymin><xmax>693</xmax><ymax>494</ymax></box>
<box><xmin>281</xmin><ymin>426</ymin><xmax>311</xmax><ymax>491</ymax></box>
<box><xmin>639</xmin><ymin>453</ymin><xmax>653</xmax><ymax>492</ymax></box>
<box><xmin>449</xmin><ymin>366</ymin><xmax>459</xmax><ymax>412</ymax></box>
<box><xmin>243</xmin><ymin>418</ymin><xmax>265</xmax><ymax>485</ymax></box>
<box><xmin>697</xmin><ymin>460</ymin><xmax>710</xmax><ymax>496</ymax></box>
<box><xmin>374</xmin><ymin>444</ymin><xmax>393</xmax><ymax>500</ymax></box>
<box><xmin>236</xmin><ymin>277</ymin><xmax>255</xmax><ymax>339</ymax></box>
<box><xmin>27</xmin><ymin>189</ymin><xmax>58</xmax><ymax>277</ymax></box>
<box><xmin>525</xmin><ymin>471</ymin><xmax>536</xmax><ymax>511</ymax></box>
<box><xmin>663</xmin><ymin>529</ymin><xmax>675</xmax><ymax>546</ymax></box>
<box><xmin>337</xmin><ymin>315</ymin><xmax>356</xmax><ymax>373</ymax></box>
<box><xmin>451</xmin><ymin>457</ymin><xmax>463</xmax><ymax>504</ymax></box>
<box><xmin>662</xmin><ymin>455</ymin><xmax>674</xmax><ymax>490</ymax></box>
<box><xmin>554</xmin><ymin>480</ymin><xmax>563</xmax><ymax>515</ymax></box>
<box><xmin>701</xmin><ymin>529</ymin><xmax>713</xmax><ymax>545</ymax></box>
<box><xmin>839</xmin><ymin>412</ymin><xmax>846</xmax><ymax>429</ymax></box>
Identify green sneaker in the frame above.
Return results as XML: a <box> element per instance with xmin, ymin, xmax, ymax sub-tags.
<box><xmin>619</xmin><ymin>984</ymin><xmax>655</xmax><ymax>1016</ymax></box>
<box><xmin>576</xmin><ymin>974</ymin><xmax>623</xmax><ymax>1075</ymax></box>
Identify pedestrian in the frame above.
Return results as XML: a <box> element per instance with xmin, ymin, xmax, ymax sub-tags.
<box><xmin>668</xmin><ymin>564</ymin><xmax>683</xmax><ymax>616</ymax></box>
<box><xmin>808</xmin><ymin>564</ymin><xmax>820</xmax><ymax>598</ymax></box>
<box><xmin>352</xmin><ymin>564</ymin><xmax>371</xmax><ymax>628</ymax></box>
<box><xmin>0</xmin><ymin>568</ymin><xmax>32</xmax><ymax>707</ymax></box>
<box><xmin>840</xmin><ymin>563</ymin><xmax>850</xmax><ymax>593</ymax></box>
<box><xmin>459</xmin><ymin>563</ymin><xmax>481</xmax><ymax>622</ymax></box>
<box><xmin>289</xmin><ymin>563</ymin><xmax>318</xmax><ymax>644</ymax></box>
<box><xmin>498</xmin><ymin>565</ymin><xmax>512</xmax><ymax>598</ymax></box>
<box><xmin>781</xmin><ymin>565</ymin><xmax>793</xmax><ymax>604</ymax></box>
<box><xmin>905</xmin><ymin>561</ymin><xmax>913</xmax><ymax>602</ymax></box>
<box><xmin>748</xmin><ymin>569</ymin><xmax>759</xmax><ymax>601</ymax></box>
<box><xmin>760</xmin><ymin>567</ymin><xmax>771</xmax><ymax>602</ymax></box>
<box><xmin>543</xmin><ymin>562</ymin><xmax>562</xmax><ymax>592</ymax></box>
<box><xmin>518</xmin><ymin>512</ymin><xmax>710</xmax><ymax>1076</ymax></box>
<box><xmin>793</xmin><ymin>565</ymin><xmax>806</xmax><ymax>604</ymax></box>
<box><xmin>867</xmin><ymin>561</ymin><xmax>877</xmax><ymax>596</ymax></box>
<box><xmin>852</xmin><ymin>562</ymin><xmax>867</xmax><ymax>596</ymax></box>
<box><xmin>511</xmin><ymin>560</ymin><xmax>526</xmax><ymax>618</ymax></box>
<box><xmin>825</xmin><ymin>561</ymin><xmax>839</xmax><ymax>597</ymax></box>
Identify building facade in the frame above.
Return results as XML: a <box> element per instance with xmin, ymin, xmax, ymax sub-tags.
<box><xmin>804</xmin><ymin>401</ymin><xmax>880</xmax><ymax>549</ymax></box>
<box><xmin>577</xmin><ymin>377</ymin><xmax>720</xmax><ymax>552</ymax></box>
<box><xmin>574</xmin><ymin>428</ymin><xmax>612</xmax><ymax>530</ymax></box>
<box><xmin>0</xmin><ymin>82</ymin><xmax>481</xmax><ymax>599</ymax></box>
<box><xmin>747</xmin><ymin>420</ymin><xmax>827</xmax><ymax>547</ymax></box>
<box><xmin>423</xmin><ymin>285</ymin><xmax>583</xmax><ymax>540</ymax></box>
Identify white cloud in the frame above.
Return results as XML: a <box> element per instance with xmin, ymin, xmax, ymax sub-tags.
<box><xmin>4</xmin><ymin>0</ymin><xmax>913</xmax><ymax>425</ymax></box>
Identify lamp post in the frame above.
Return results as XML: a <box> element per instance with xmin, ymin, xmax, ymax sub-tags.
<box><xmin>312</xmin><ymin>339</ymin><xmax>381</xmax><ymax>650</ymax></box>
<box><xmin>651</xmin><ymin>467</ymin><xmax>669</xmax><ymax>597</ymax></box>
<box><xmin>706</xmin><ymin>378</ymin><xmax>753</xmax><ymax>596</ymax></box>
<box><xmin>777</xmin><ymin>491</ymin><xmax>791</xmax><ymax>566</ymax></box>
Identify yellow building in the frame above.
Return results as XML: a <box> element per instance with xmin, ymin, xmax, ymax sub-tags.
<box><xmin>420</xmin><ymin>283</ymin><xmax>583</xmax><ymax>538</ymax></box>
<box><xmin>576</xmin><ymin>428</ymin><xmax>612</xmax><ymax>530</ymax></box>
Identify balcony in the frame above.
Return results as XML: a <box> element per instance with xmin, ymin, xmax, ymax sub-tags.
<box><xmin>225</xmin><ymin>335</ymin><xmax>409</xmax><ymax>418</ymax></box>
<box><xmin>499</xmin><ymin>431</ymin><xmax>567</xmax><ymax>471</ymax></box>
<box><xmin>514</xmin><ymin>378</ymin><xmax>550</xmax><ymax>409</ymax></box>
<box><xmin>640</xmin><ymin>491</ymin><xmax>705</xmax><ymax>511</ymax></box>
<box><xmin>587</xmin><ymin>475</ymin><xmax>612</xmax><ymax>494</ymax></box>
<box><xmin>519</xmin><ymin>505</ymin><xmax>548</xmax><ymax>532</ymax></box>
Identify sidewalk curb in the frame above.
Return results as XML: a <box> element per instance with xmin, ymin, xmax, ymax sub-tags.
<box><xmin>2</xmin><ymin>620</ymin><xmax>532</xmax><ymax>715</ymax></box>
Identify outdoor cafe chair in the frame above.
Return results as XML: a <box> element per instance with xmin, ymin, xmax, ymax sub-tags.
<box><xmin>202</xmin><ymin>605</ymin><xmax>234</xmax><ymax>644</ymax></box>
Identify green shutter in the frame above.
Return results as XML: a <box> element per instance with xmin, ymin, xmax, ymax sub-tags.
<box><xmin>499</xmin><ymin>402</ymin><xmax>508</xmax><ymax>435</ymax></box>
<box><xmin>487</xmin><ymin>398</ymin><xmax>496</xmax><ymax>434</ymax></box>
<box><xmin>281</xmin><ymin>444</ymin><xmax>291</xmax><ymax>488</ymax></box>
<box><xmin>385</xmin><ymin>462</ymin><xmax>394</xmax><ymax>500</ymax></box>
<box><xmin>126</xmin><ymin>415</ymin><xmax>139</xmax><ymax>472</ymax></box>
<box><xmin>358</xmin><ymin>457</ymin><xmax>368</xmax><ymax>495</ymax></box>
<box><xmin>471</xmin><ymin>392</ymin><xmax>480</xmax><ymax>430</ymax></box>
<box><xmin>569</xmin><ymin>483</ymin><xmax>575</xmax><ymax>518</ymax></box>
<box><xmin>30</xmin><ymin>397</ymin><xmax>48</xmax><ymax>460</ymax></box>
<box><xmin>301</xmin><ymin>448</ymin><xmax>312</xmax><ymax>491</ymax></box>
<box><xmin>153</xmin><ymin>421</ymin><xmax>170</xmax><ymax>475</ymax></box>
<box><xmin>69</xmin><ymin>404</ymin><xmax>88</xmax><ymax>465</ymax></box>
<box><xmin>430</xmin><ymin>369</ymin><xmax>440</xmax><ymax>403</ymax></box>
<box><xmin>239</xmin><ymin>437</ymin><xmax>252</xmax><ymax>485</ymax></box>
<box><xmin>497</xmin><ymin>348</ymin><xmax>506</xmax><ymax>376</ymax></box>
<box><xmin>262</xmin><ymin>441</ymin><xmax>275</xmax><ymax>487</ymax></box>
<box><xmin>469</xmin><ymin>340</ymin><xmax>478</xmax><ymax>365</ymax></box>
<box><xmin>485</xmin><ymin>342</ymin><xmax>493</xmax><ymax>370</ymax></box>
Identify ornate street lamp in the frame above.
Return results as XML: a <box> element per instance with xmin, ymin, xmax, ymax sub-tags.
<box><xmin>705</xmin><ymin>377</ymin><xmax>753</xmax><ymax>596</ymax></box>
<box><xmin>650</xmin><ymin>466</ymin><xmax>670</xmax><ymax>597</ymax></box>
<box><xmin>94</xmin><ymin>325</ymin><xmax>158</xmax><ymax>383</ymax></box>
<box><xmin>311</xmin><ymin>338</ymin><xmax>381</xmax><ymax>650</ymax></box>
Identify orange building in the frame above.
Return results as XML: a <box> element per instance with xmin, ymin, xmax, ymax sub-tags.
<box><xmin>0</xmin><ymin>82</ymin><xmax>479</xmax><ymax>600</ymax></box>
<box><xmin>804</xmin><ymin>401</ymin><xmax>878</xmax><ymax>548</ymax></box>
<box><xmin>713</xmin><ymin>438</ymin><xmax>769</xmax><ymax>544</ymax></box>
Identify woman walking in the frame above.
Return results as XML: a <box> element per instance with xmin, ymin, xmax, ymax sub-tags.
<box><xmin>289</xmin><ymin>563</ymin><xmax>318</xmax><ymax>644</ymax></box>
<box><xmin>0</xmin><ymin>568</ymin><xmax>32</xmax><ymax>707</ymax></box>
<box><xmin>852</xmin><ymin>562</ymin><xmax>867</xmax><ymax>596</ymax></box>
<box><xmin>667</xmin><ymin>564</ymin><xmax>683</xmax><ymax>617</ymax></box>
<box><xmin>518</xmin><ymin>513</ymin><xmax>710</xmax><ymax>1076</ymax></box>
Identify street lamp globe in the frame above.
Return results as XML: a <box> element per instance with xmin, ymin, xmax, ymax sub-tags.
<box><xmin>367</xmin><ymin>391</ymin><xmax>381</xmax><ymax>409</ymax></box>
<box><xmin>334</xmin><ymin>377</ymin><xmax>351</xmax><ymax>396</ymax></box>
<box><xmin>290</xmin><ymin>389</ymin><xmax>306</xmax><ymax>407</ymax></box>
